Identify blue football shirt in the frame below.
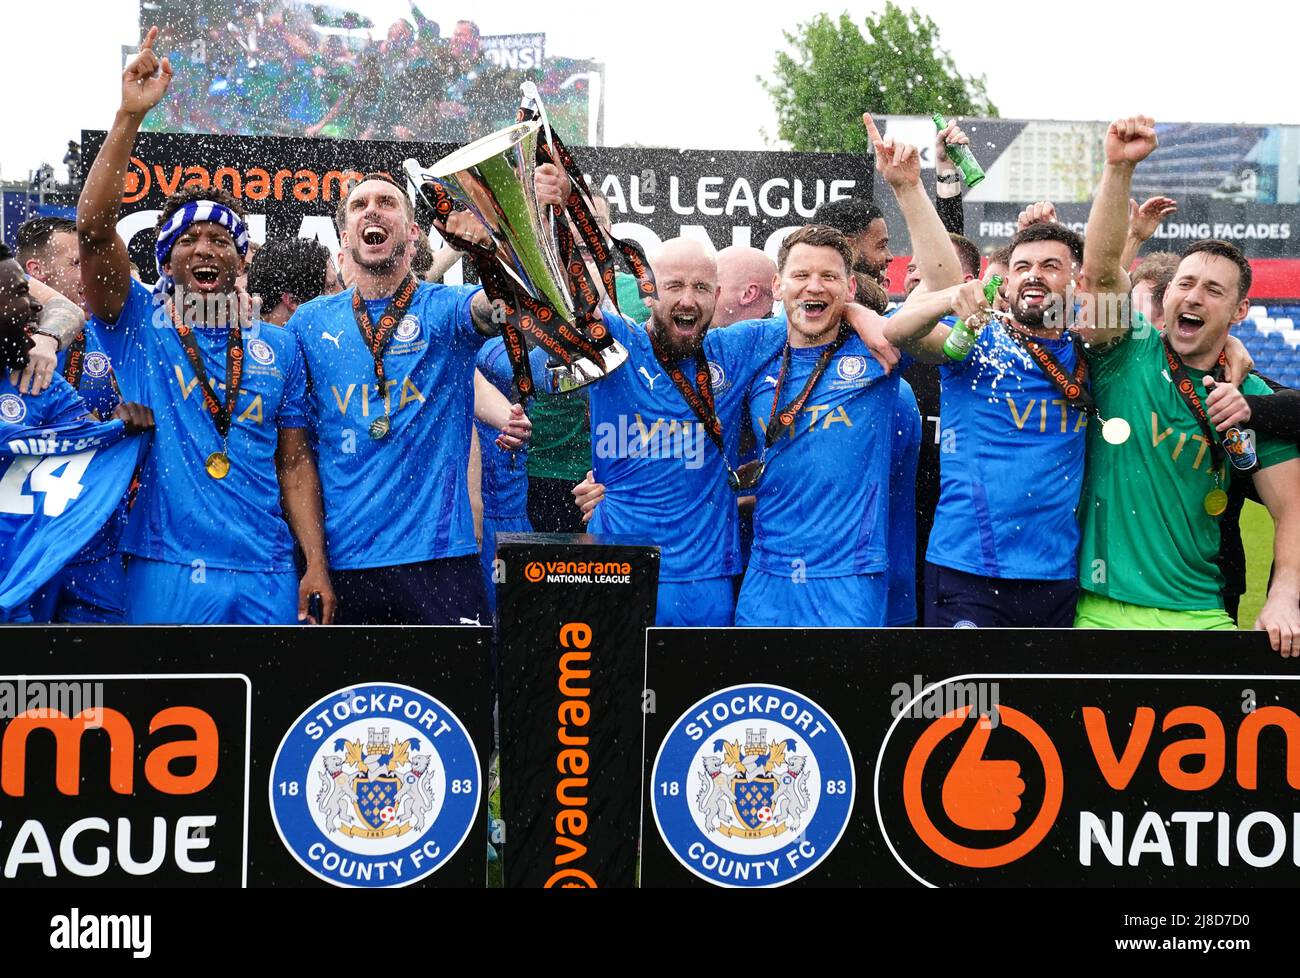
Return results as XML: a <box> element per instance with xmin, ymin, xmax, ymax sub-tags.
<box><xmin>0</xmin><ymin>374</ymin><xmax>146</xmax><ymax>616</ymax></box>
<box><xmin>586</xmin><ymin>313</ymin><xmax>786</xmax><ymax>581</ymax></box>
<box><xmin>925</xmin><ymin>316</ymin><xmax>1088</xmax><ymax>581</ymax></box>
<box><xmin>57</xmin><ymin>321</ymin><xmax>128</xmax><ymax>564</ymax></box>
<box><xmin>887</xmin><ymin>379</ymin><xmax>921</xmax><ymax>624</ymax></box>
<box><xmin>746</xmin><ymin>335</ymin><xmax>904</xmax><ymax>578</ymax></box>
<box><xmin>287</xmin><ymin>282</ymin><xmax>485</xmax><ymax>570</ymax></box>
<box><xmin>93</xmin><ymin>279</ymin><xmax>308</xmax><ymax>573</ymax></box>
<box><xmin>474</xmin><ymin>337</ymin><xmax>530</xmax><ymax>519</ymax></box>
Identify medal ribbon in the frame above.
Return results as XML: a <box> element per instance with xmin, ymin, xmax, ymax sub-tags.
<box><xmin>62</xmin><ymin>331</ymin><xmax>86</xmax><ymax>389</ymax></box>
<box><xmin>644</xmin><ymin>325</ymin><xmax>737</xmax><ymax>484</ymax></box>
<box><xmin>174</xmin><ymin>319</ymin><xmax>243</xmax><ymax>444</ymax></box>
<box><xmin>1002</xmin><ymin>321</ymin><xmax>1095</xmax><ymax>416</ymax></box>
<box><xmin>63</xmin><ymin>331</ymin><xmax>123</xmax><ymax>405</ymax></box>
<box><xmin>764</xmin><ymin>323</ymin><xmax>853</xmax><ymax>449</ymax></box>
<box><xmin>351</xmin><ymin>273</ymin><xmax>418</xmax><ymax>415</ymax></box>
<box><xmin>1161</xmin><ymin>336</ymin><xmax>1226</xmax><ymax>477</ymax></box>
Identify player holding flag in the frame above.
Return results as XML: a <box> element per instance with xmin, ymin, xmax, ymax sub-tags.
<box><xmin>0</xmin><ymin>244</ymin><xmax>155</xmax><ymax>619</ymax></box>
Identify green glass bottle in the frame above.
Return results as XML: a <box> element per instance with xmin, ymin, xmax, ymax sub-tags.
<box><xmin>942</xmin><ymin>275</ymin><xmax>1003</xmax><ymax>361</ymax></box>
<box><xmin>932</xmin><ymin>112</ymin><xmax>985</xmax><ymax>188</ymax></box>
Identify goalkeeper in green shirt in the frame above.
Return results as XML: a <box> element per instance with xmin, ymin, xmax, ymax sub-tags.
<box><xmin>1074</xmin><ymin>116</ymin><xmax>1300</xmax><ymax>657</ymax></box>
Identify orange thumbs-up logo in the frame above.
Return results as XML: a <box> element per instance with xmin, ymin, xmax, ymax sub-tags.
<box><xmin>941</xmin><ymin>716</ymin><xmax>1026</xmax><ymax>832</ymax></box>
<box><xmin>903</xmin><ymin>704</ymin><xmax>1062</xmax><ymax>868</ymax></box>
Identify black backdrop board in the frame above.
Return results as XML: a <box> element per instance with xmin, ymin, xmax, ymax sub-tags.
<box><xmin>496</xmin><ymin>534</ymin><xmax>658</xmax><ymax>887</ymax></box>
<box><xmin>0</xmin><ymin>626</ymin><xmax>491</xmax><ymax>888</ymax></box>
<box><xmin>79</xmin><ymin>129</ymin><xmax>871</xmax><ymax>277</ymax></box>
<box><xmin>80</xmin><ymin>127</ymin><xmax>1300</xmax><ymax>273</ymax></box>
<box><xmin>642</xmin><ymin>628</ymin><xmax>1300</xmax><ymax>888</ymax></box>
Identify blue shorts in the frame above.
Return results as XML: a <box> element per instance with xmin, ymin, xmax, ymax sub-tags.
<box><xmin>735</xmin><ymin>568</ymin><xmax>887</xmax><ymax>627</ymax></box>
<box><xmin>125</xmin><ymin>556</ymin><xmax>298</xmax><ymax>625</ymax></box>
<box><xmin>923</xmin><ymin>562</ymin><xmax>1078</xmax><ymax>628</ymax></box>
<box><xmin>27</xmin><ymin>554</ymin><xmax>127</xmax><ymax>624</ymax></box>
<box><xmin>332</xmin><ymin>555</ymin><xmax>488</xmax><ymax>626</ymax></box>
<box><xmin>481</xmin><ymin>513</ymin><xmax>531</xmax><ymax>614</ymax></box>
<box><xmin>656</xmin><ymin>578</ymin><xmax>736</xmax><ymax>627</ymax></box>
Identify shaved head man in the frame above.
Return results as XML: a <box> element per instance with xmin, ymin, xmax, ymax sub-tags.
<box><xmin>714</xmin><ymin>245</ymin><xmax>777</xmax><ymax>327</ymax></box>
<box><xmin>573</xmin><ymin>236</ymin><xmax>788</xmax><ymax>627</ymax></box>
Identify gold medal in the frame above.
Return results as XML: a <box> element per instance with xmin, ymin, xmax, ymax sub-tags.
<box><xmin>1204</xmin><ymin>488</ymin><xmax>1228</xmax><ymax>517</ymax></box>
<box><xmin>205</xmin><ymin>451</ymin><xmax>231</xmax><ymax>480</ymax></box>
<box><xmin>369</xmin><ymin>415</ymin><xmax>391</xmax><ymax>440</ymax></box>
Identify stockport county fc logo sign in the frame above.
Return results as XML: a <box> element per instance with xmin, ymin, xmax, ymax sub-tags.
<box><xmin>269</xmin><ymin>682</ymin><xmax>481</xmax><ymax>887</ymax></box>
<box><xmin>651</xmin><ymin>683</ymin><xmax>854</xmax><ymax>887</ymax></box>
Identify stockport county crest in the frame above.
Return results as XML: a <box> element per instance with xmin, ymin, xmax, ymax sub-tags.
<box><xmin>651</xmin><ymin>683</ymin><xmax>854</xmax><ymax>887</ymax></box>
<box><xmin>269</xmin><ymin>682</ymin><xmax>481</xmax><ymax>887</ymax></box>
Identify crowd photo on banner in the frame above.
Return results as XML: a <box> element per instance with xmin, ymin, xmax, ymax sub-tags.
<box><xmin>6</xmin><ymin>13</ymin><xmax>1300</xmax><ymax>662</ymax></box>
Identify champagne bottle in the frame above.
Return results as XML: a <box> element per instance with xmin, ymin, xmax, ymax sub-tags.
<box><xmin>942</xmin><ymin>275</ymin><xmax>1003</xmax><ymax>361</ymax></box>
<box><xmin>933</xmin><ymin>112</ymin><xmax>985</xmax><ymax>188</ymax></box>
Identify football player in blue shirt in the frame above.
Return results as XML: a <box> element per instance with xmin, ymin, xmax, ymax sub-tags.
<box><xmin>77</xmin><ymin>30</ymin><xmax>335</xmax><ymax>625</ymax></box>
<box><xmin>735</xmin><ymin>117</ymin><xmax>986</xmax><ymax>627</ymax></box>
<box><xmin>576</xmin><ymin>237</ymin><xmax>790</xmax><ymax>626</ymax></box>
<box><xmin>473</xmin><ymin>339</ymin><xmax>544</xmax><ymax>614</ymax></box>
<box><xmin>285</xmin><ymin>170</ymin><xmax>551</xmax><ymax>624</ymax></box>
<box><xmin>735</xmin><ymin>225</ymin><xmax>982</xmax><ymax>628</ymax></box>
<box><xmin>18</xmin><ymin>217</ymin><xmax>136</xmax><ymax>623</ymax></box>
<box><xmin>887</xmin><ymin>379</ymin><xmax>922</xmax><ymax>626</ymax></box>
<box><xmin>0</xmin><ymin>245</ymin><xmax>155</xmax><ymax>620</ymax></box>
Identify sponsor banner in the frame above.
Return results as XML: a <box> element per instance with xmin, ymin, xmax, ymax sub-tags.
<box><xmin>0</xmin><ymin>626</ymin><xmax>491</xmax><ymax>888</ymax></box>
<box><xmin>496</xmin><ymin>534</ymin><xmax>659</xmax><ymax>887</ymax></box>
<box><xmin>81</xmin><ymin>129</ymin><xmax>871</xmax><ymax>282</ymax></box>
<box><xmin>84</xmin><ymin>124</ymin><xmax>1300</xmax><ymax>303</ymax></box>
<box><xmin>0</xmin><ymin>674</ymin><xmax>249</xmax><ymax>887</ymax></box>
<box><xmin>642</xmin><ymin>628</ymin><xmax>1300</xmax><ymax>887</ymax></box>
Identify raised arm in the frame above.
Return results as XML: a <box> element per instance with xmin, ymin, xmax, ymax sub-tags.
<box><xmin>864</xmin><ymin>114</ymin><xmax>962</xmax><ymax>295</ymax></box>
<box><xmin>1077</xmin><ymin>116</ymin><xmax>1158</xmax><ymax>346</ymax></box>
<box><xmin>934</xmin><ymin>120</ymin><xmax>968</xmax><ymax>235</ymax></box>
<box><xmin>77</xmin><ymin>26</ymin><xmax>174</xmax><ymax>324</ymax></box>
<box><xmin>1119</xmin><ymin>196</ymin><xmax>1178</xmax><ymax>271</ymax></box>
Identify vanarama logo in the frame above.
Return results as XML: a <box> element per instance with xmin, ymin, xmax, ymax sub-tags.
<box><xmin>526</xmin><ymin>560</ymin><xmax>632</xmax><ymax>585</ymax></box>
<box><xmin>122</xmin><ymin>155</ymin><xmax>368</xmax><ymax>205</ymax></box>
<box><xmin>875</xmin><ymin>674</ymin><xmax>1300</xmax><ymax>886</ymax></box>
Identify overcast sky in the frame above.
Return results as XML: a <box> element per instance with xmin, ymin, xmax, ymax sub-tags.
<box><xmin>0</xmin><ymin>0</ymin><xmax>1290</xmax><ymax>181</ymax></box>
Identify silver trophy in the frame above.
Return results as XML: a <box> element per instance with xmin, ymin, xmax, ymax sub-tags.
<box><xmin>404</xmin><ymin>120</ymin><xmax>629</xmax><ymax>392</ymax></box>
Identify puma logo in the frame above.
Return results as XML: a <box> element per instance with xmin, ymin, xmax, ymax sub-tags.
<box><xmin>639</xmin><ymin>366</ymin><xmax>661</xmax><ymax>390</ymax></box>
<box><xmin>321</xmin><ymin>330</ymin><xmax>343</xmax><ymax>348</ymax></box>
<box><xmin>764</xmin><ymin>375</ymin><xmax>779</xmax><ymax>386</ymax></box>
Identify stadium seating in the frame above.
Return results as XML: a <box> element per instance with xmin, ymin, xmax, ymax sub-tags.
<box><xmin>1237</xmin><ymin>305</ymin><xmax>1300</xmax><ymax>387</ymax></box>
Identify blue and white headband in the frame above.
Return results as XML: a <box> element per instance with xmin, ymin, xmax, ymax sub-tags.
<box><xmin>153</xmin><ymin>199</ymin><xmax>250</xmax><ymax>296</ymax></box>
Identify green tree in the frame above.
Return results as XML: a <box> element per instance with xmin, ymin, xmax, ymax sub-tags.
<box><xmin>761</xmin><ymin>5</ymin><xmax>999</xmax><ymax>153</ymax></box>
